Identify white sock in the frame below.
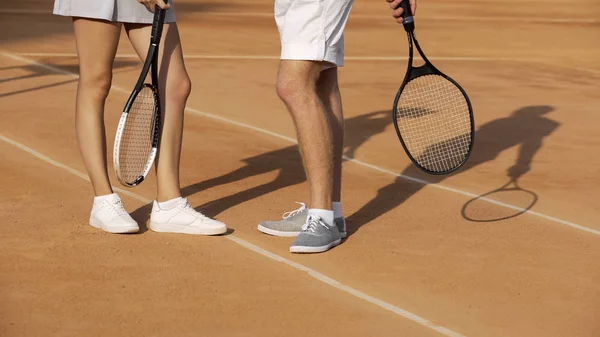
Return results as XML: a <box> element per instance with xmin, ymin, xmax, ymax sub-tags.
<box><xmin>158</xmin><ymin>197</ymin><xmax>184</xmax><ymax>211</ymax></box>
<box><xmin>94</xmin><ymin>193</ymin><xmax>118</xmax><ymax>205</ymax></box>
<box><xmin>332</xmin><ymin>202</ymin><xmax>342</xmax><ymax>219</ymax></box>
<box><xmin>308</xmin><ymin>208</ymin><xmax>334</xmax><ymax>227</ymax></box>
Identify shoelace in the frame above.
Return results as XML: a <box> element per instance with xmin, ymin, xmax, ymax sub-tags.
<box><xmin>282</xmin><ymin>202</ymin><xmax>306</xmax><ymax>219</ymax></box>
<box><xmin>301</xmin><ymin>214</ymin><xmax>329</xmax><ymax>233</ymax></box>
<box><xmin>110</xmin><ymin>199</ymin><xmax>129</xmax><ymax>216</ymax></box>
<box><xmin>181</xmin><ymin>200</ymin><xmax>209</xmax><ymax>220</ymax></box>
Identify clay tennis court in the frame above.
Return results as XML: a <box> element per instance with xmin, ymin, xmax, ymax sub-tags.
<box><xmin>1</xmin><ymin>0</ymin><xmax>599</xmax><ymax>336</ymax></box>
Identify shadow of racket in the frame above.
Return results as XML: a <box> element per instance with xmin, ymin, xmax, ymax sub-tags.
<box><xmin>461</xmin><ymin>177</ymin><xmax>538</xmax><ymax>222</ymax></box>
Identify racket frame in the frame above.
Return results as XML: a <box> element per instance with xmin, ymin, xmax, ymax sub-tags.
<box><xmin>113</xmin><ymin>4</ymin><xmax>167</xmax><ymax>187</ymax></box>
<box><xmin>392</xmin><ymin>1</ymin><xmax>475</xmax><ymax>175</ymax></box>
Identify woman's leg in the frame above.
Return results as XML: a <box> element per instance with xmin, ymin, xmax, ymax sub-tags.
<box><xmin>73</xmin><ymin>18</ymin><xmax>139</xmax><ymax>234</ymax></box>
<box><xmin>125</xmin><ymin>22</ymin><xmax>191</xmax><ymax>202</ymax></box>
<box><xmin>125</xmin><ymin>22</ymin><xmax>226</xmax><ymax>235</ymax></box>
<box><xmin>73</xmin><ymin>18</ymin><xmax>121</xmax><ymax>196</ymax></box>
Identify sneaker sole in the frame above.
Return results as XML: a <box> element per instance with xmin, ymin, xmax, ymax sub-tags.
<box><xmin>257</xmin><ymin>224</ymin><xmax>301</xmax><ymax>237</ymax></box>
<box><xmin>289</xmin><ymin>238</ymin><xmax>342</xmax><ymax>254</ymax></box>
<box><xmin>89</xmin><ymin>219</ymin><xmax>139</xmax><ymax>234</ymax></box>
<box><xmin>149</xmin><ymin>222</ymin><xmax>227</xmax><ymax>236</ymax></box>
<box><xmin>257</xmin><ymin>225</ymin><xmax>346</xmax><ymax>238</ymax></box>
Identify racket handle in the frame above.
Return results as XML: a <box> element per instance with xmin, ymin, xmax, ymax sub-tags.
<box><xmin>151</xmin><ymin>0</ymin><xmax>169</xmax><ymax>45</ymax></box>
<box><xmin>399</xmin><ymin>0</ymin><xmax>415</xmax><ymax>32</ymax></box>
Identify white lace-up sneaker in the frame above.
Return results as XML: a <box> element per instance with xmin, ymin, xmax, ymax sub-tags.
<box><xmin>89</xmin><ymin>193</ymin><xmax>139</xmax><ymax>234</ymax></box>
<box><xmin>149</xmin><ymin>198</ymin><xmax>227</xmax><ymax>235</ymax></box>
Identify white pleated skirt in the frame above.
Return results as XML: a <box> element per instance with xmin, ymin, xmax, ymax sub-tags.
<box><xmin>53</xmin><ymin>0</ymin><xmax>176</xmax><ymax>24</ymax></box>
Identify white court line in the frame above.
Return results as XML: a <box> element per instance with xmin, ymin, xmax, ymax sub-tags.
<box><xmin>15</xmin><ymin>52</ymin><xmax>509</xmax><ymax>62</ymax></box>
<box><xmin>2</xmin><ymin>50</ymin><xmax>599</xmax><ymax>238</ymax></box>
<box><xmin>1</xmin><ymin>8</ymin><xmax>598</xmax><ymax>24</ymax></box>
<box><xmin>0</xmin><ymin>133</ymin><xmax>465</xmax><ymax>337</ymax></box>
<box><xmin>12</xmin><ymin>52</ymin><xmax>600</xmax><ymax>76</ymax></box>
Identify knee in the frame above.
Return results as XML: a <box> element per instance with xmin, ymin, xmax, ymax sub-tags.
<box><xmin>276</xmin><ymin>77</ymin><xmax>296</xmax><ymax>105</ymax></box>
<box><xmin>276</xmin><ymin>62</ymin><xmax>320</xmax><ymax>106</ymax></box>
<box><xmin>276</xmin><ymin>76</ymin><xmax>313</xmax><ymax>106</ymax></box>
<box><xmin>79</xmin><ymin>69</ymin><xmax>112</xmax><ymax>101</ymax></box>
<box><xmin>165</xmin><ymin>73</ymin><xmax>192</xmax><ymax>104</ymax></box>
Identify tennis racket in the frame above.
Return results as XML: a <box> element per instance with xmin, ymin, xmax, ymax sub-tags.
<box><xmin>461</xmin><ymin>177</ymin><xmax>538</xmax><ymax>222</ymax></box>
<box><xmin>113</xmin><ymin>2</ymin><xmax>168</xmax><ymax>187</ymax></box>
<box><xmin>393</xmin><ymin>1</ymin><xmax>475</xmax><ymax>175</ymax></box>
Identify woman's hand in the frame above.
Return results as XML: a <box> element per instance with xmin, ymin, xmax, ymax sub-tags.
<box><xmin>138</xmin><ymin>0</ymin><xmax>170</xmax><ymax>13</ymax></box>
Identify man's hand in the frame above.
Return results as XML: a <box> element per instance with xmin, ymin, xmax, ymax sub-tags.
<box><xmin>386</xmin><ymin>0</ymin><xmax>416</xmax><ymax>24</ymax></box>
<box><xmin>138</xmin><ymin>0</ymin><xmax>170</xmax><ymax>13</ymax></box>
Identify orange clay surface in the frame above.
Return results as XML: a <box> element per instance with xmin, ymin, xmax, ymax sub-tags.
<box><xmin>1</xmin><ymin>1</ymin><xmax>600</xmax><ymax>336</ymax></box>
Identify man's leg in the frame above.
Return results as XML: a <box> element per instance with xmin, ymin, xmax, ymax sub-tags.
<box><xmin>260</xmin><ymin>0</ymin><xmax>352</xmax><ymax>250</ymax></box>
<box><xmin>277</xmin><ymin>61</ymin><xmax>342</xmax><ymax>253</ymax></box>
<box><xmin>317</xmin><ymin>67</ymin><xmax>346</xmax><ymax>236</ymax></box>
<box><xmin>276</xmin><ymin>61</ymin><xmax>334</xmax><ymax>211</ymax></box>
<box><xmin>257</xmin><ymin>69</ymin><xmax>347</xmax><ymax>239</ymax></box>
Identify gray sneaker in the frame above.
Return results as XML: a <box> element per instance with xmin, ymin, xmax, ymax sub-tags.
<box><xmin>334</xmin><ymin>217</ymin><xmax>347</xmax><ymax>238</ymax></box>
<box><xmin>289</xmin><ymin>214</ymin><xmax>342</xmax><ymax>254</ymax></box>
<box><xmin>258</xmin><ymin>202</ymin><xmax>347</xmax><ymax>238</ymax></box>
<box><xmin>257</xmin><ymin>202</ymin><xmax>307</xmax><ymax>237</ymax></box>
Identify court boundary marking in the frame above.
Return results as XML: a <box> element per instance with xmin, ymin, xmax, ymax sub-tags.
<box><xmin>11</xmin><ymin>52</ymin><xmax>600</xmax><ymax>76</ymax></box>
<box><xmin>0</xmin><ymin>134</ymin><xmax>465</xmax><ymax>337</ymax></box>
<box><xmin>2</xmin><ymin>50</ymin><xmax>599</xmax><ymax>236</ymax></box>
<box><xmin>1</xmin><ymin>8</ymin><xmax>599</xmax><ymax>24</ymax></box>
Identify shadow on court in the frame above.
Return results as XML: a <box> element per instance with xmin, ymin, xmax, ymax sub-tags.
<box><xmin>0</xmin><ymin>60</ymin><xmax>138</xmax><ymax>99</ymax></box>
<box><xmin>346</xmin><ymin>105</ymin><xmax>559</xmax><ymax>237</ymax></box>
<box><xmin>131</xmin><ymin>106</ymin><xmax>558</xmax><ymax>235</ymax></box>
<box><xmin>130</xmin><ymin>110</ymin><xmax>393</xmax><ymax>228</ymax></box>
<box><xmin>183</xmin><ymin>110</ymin><xmax>392</xmax><ymax>218</ymax></box>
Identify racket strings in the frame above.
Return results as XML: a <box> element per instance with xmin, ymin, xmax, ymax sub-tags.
<box><xmin>119</xmin><ymin>86</ymin><xmax>157</xmax><ymax>184</ymax></box>
<box><xmin>396</xmin><ymin>74</ymin><xmax>472</xmax><ymax>173</ymax></box>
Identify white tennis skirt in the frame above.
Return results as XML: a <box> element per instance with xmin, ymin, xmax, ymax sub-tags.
<box><xmin>53</xmin><ymin>0</ymin><xmax>176</xmax><ymax>24</ymax></box>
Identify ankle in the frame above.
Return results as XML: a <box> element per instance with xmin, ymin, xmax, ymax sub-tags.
<box><xmin>308</xmin><ymin>209</ymin><xmax>334</xmax><ymax>226</ymax></box>
<box><xmin>157</xmin><ymin>197</ymin><xmax>184</xmax><ymax>211</ymax></box>
<box><xmin>332</xmin><ymin>201</ymin><xmax>342</xmax><ymax>218</ymax></box>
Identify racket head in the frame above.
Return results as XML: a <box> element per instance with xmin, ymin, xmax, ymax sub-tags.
<box><xmin>461</xmin><ymin>180</ymin><xmax>538</xmax><ymax>222</ymax></box>
<box><xmin>113</xmin><ymin>84</ymin><xmax>161</xmax><ymax>187</ymax></box>
<box><xmin>393</xmin><ymin>35</ymin><xmax>475</xmax><ymax>175</ymax></box>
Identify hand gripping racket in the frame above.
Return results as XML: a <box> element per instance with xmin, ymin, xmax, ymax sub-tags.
<box><xmin>113</xmin><ymin>2</ymin><xmax>168</xmax><ymax>187</ymax></box>
<box><xmin>393</xmin><ymin>1</ymin><xmax>475</xmax><ymax>175</ymax></box>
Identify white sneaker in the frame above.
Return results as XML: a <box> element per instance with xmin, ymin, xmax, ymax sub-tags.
<box><xmin>149</xmin><ymin>198</ymin><xmax>227</xmax><ymax>235</ymax></box>
<box><xmin>89</xmin><ymin>193</ymin><xmax>139</xmax><ymax>234</ymax></box>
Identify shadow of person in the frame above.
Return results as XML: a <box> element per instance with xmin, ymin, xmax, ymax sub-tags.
<box><xmin>186</xmin><ymin>146</ymin><xmax>306</xmax><ymax>218</ymax></box>
<box><xmin>129</xmin><ymin>202</ymin><xmax>151</xmax><ymax>234</ymax></box>
<box><xmin>174</xmin><ymin>109</ymin><xmax>395</xmax><ymax>218</ymax></box>
<box><xmin>347</xmin><ymin>105</ymin><xmax>560</xmax><ymax>236</ymax></box>
<box><xmin>0</xmin><ymin>60</ymin><xmax>139</xmax><ymax>99</ymax></box>
<box><xmin>344</xmin><ymin>110</ymin><xmax>391</xmax><ymax>159</ymax></box>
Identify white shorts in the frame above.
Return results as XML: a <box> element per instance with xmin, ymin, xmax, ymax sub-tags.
<box><xmin>275</xmin><ymin>0</ymin><xmax>354</xmax><ymax>67</ymax></box>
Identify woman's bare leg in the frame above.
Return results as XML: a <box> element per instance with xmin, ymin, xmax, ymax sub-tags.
<box><xmin>125</xmin><ymin>22</ymin><xmax>191</xmax><ymax>202</ymax></box>
<box><xmin>72</xmin><ymin>18</ymin><xmax>121</xmax><ymax>196</ymax></box>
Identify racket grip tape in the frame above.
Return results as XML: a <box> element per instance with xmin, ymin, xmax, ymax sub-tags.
<box><xmin>399</xmin><ymin>0</ymin><xmax>415</xmax><ymax>32</ymax></box>
<box><xmin>151</xmin><ymin>0</ymin><xmax>169</xmax><ymax>45</ymax></box>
